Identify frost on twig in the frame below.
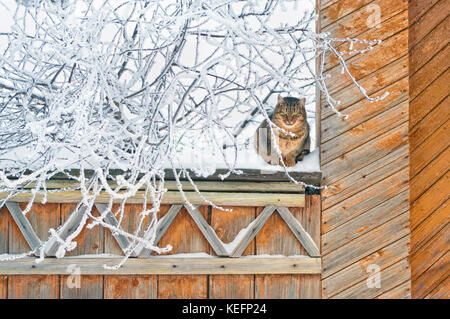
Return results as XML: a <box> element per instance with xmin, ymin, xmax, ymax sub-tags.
<box><xmin>0</xmin><ymin>0</ymin><xmax>386</xmax><ymax>267</ymax></box>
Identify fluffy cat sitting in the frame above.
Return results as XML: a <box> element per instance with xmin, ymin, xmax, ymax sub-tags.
<box><xmin>254</xmin><ymin>95</ymin><xmax>310</xmax><ymax>167</ymax></box>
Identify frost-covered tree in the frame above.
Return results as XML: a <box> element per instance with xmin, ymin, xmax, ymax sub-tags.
<box><xmin>0</xmin><ymin>0</ymin><xmax>386</xmax><ymax>267</ymax></box>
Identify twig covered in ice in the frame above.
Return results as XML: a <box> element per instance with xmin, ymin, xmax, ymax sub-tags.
<box><xmin>0</xmin><ymin>0</ymin><xmax>386</xmax><ymax>267</ymax></box>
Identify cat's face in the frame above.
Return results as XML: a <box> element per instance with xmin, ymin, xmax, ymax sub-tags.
<box><xmin>273</xmin><ymin>96</ymin><xmax>307</xmax><ymax>128</ymax></box>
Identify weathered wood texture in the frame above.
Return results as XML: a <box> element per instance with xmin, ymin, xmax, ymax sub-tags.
<box><xmin>0</xmin><ymin>196</ymin><xmax>321</xmax><ymax>298</ymax></box>
<box><xmin>409</xmin><ymin>0</ymin><xmax>450</xmax><ymax>299</ymax></box>
<box><xmin>318</xmin><ymin>0</ymin><xmax>412</xmax><ymax>298</ymax></box>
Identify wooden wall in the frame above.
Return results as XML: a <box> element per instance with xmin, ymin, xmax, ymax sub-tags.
<box><xmin>0</xmin><ymin>196</ymin><xmax>321</xmax><ymax>299</ymax></box>
<box><xmin>318</xmin><ymin>0</ymin><xmax>412</xmax><ymax>298</ymax></box>
<box><xmin>408</xmin><ymin>0</ymin><xmax>449</xmax><ymax>299</ymax></box>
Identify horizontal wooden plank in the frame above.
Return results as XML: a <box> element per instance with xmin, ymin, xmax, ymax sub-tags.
<box><xmin>323</xmin><ymin>168</ymin><xmax>409</xmax><ymax>233</ymax></box>
<box><xmin>25</xmin><ymin>180</ymin><xmax>306</xmax><ymax>193</ymax></box>
<box><xmin>322</xmin><ymin>0</ymin><xmax>407</xmax><ymax>39</ymax></box>
<box><xmin>322</xmin><ymin>55</ymin><xmax>408</xmax><ymax>119</ymax></box>
<box><xmin>322</xmin><ymin>77</ymin><xmax>408</xmax><ymax>143</ymax></box>
<box><xmin>322</xmin><ymin>122</ymin><xmax>408</xmax><ymax>185</ymax></box>
<box><xmin>322</xmin><ymin>145</ymin><xmax>408</xmax><ymax>210</ymax></box>
<box><xmin>409</xmin><ymin>0</ymin><xmax>450</xmax><ymax>49</ymax></box>
<box><xmin>424</xmin><ymin>276</ymin><xmax>450</xmax><ymax>299</ymax></box>
<box><xmin>409</xmin><ymin>96</ymin><xmax>450</xmax><ymax>152</ymax></box>
<box><xmin>412</xmin><ymin>252</ymin><xmax>449</xmax><ymax>298</ymax></box>
<box><xmin>410</xmin><ymin>199</ymin><xmax>449</xmax><ymax>255</ymax></box>
<box><xmin>321</xmin><ymin>100</ymin><xmax>408</xmax><ymax>163</ymax></box>
<box><xmin>0</xmin><ymin>191</ymin><xmax>306</xmax><ymax>207</ymax></box>
<box><xmin>410</xmin><ymin>69</ymin><xmax>450</xmax><ymax>129</ymax></box>
<box><xmin>410</xmin><ymin>172</ymin><xmax>449</xmax><ymax>230</ymax></box>
<box><xmin>45</xmin><ymin>169</ymin><xmax>322</xmax><ymax>185</ymax></box>
<box><xmin>376</xmin><ymin>280</ymin><xmax>411</xmax><ymax>299</ymax></box>
<box><xmin>410</xmin><ymin>120</ymin><xmax>449</xmax><ymax>178</ymax></box>
<box><xmin>410</xmin><ymin>146</ymin><xmax>449</xmax><ymax>203</ymax></box>
<box><xmin>322</xmin><ymin>235</ymin><xmax>410</xmax><ymax>298</ymax></box>
<box><xmin>0</xmin><ymin>257</ymin><xmax>321</xmax><ymax>275</ymax></box>
<box><xmin>332</xmin><ymin>258</ymin><xmax>411</xmax><ymax>299</ymax></box>
<box><xmin>322</xmin><ymin>212</ymin><xmax>410</xmax><ymax>278</ymax></box>
<box><xmin>409</xmin><ymin>15</ymin><xmax>449</xmax><ymax>75</ymax></box>
<box><xmin>320</xmin><ymin>0</ymin><xmax>374</xmax><ymax>29</ymax></box>
<box><xmin>409</xmin><ymin>44</ymin><xmax>449</xmax><ymax>101</ymax></box>
<box><xmin>409</xmin><ymin>0</ymin><xmax>440</xmax><ymax>25</ymax></box>
<box><xmin>322</xmin><ymin>190</ymin><xmax>409</xmax><ymax>254</ymax></box>
<box><xmin>324</xmin><ymin>29</ymin><xmax>408</xmax><ymax>94</ymax></box>
<box><xmin>324</xmin><ymin>9</ymin><xmax>408</xmax><ymax>72</ymax></box>
<box><xmin>411</xmin><ymin>224</ymin><xmax>449</xmax><ymax>281</ymax></box>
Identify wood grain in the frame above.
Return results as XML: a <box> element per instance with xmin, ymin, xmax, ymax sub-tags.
<box><xmin>209</xmin><ymin>206</ymin><xmax>255</xmax><ymax>298</ymax></box>
<box><xmin>7</xmin><ymin>203</ymin><xmax>61</xmax><ymax>299</ymax></box>
<box><xmin>60</xmin><ymin>203</ymin><xmax>104</xmax><ymax>299</ymax></box>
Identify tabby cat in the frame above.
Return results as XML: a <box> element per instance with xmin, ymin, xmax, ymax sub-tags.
<box><xmin>254</xmin><ymin>95</ymin><xmax>310</xmax><ymax>167</ymax></box>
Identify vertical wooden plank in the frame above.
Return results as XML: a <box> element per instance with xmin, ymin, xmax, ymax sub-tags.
<box><xmin>302</xmin><ymin>195</ymin><xmax>321</xmax><ymax>299</ymax></box>
<box><xmin>208</xmin><ymin>206</ymin><xmax>255</xmax><ymax>298</ymax></box>
<box><xmin>8</xmin><ymin>203</ymin><xmax>60</xmax><ymax>299</ymax></box>
<box><xmin>104</xmin><ymin>276</ymin><xmax>157</xmax><ymax>299</ymax></box>
<box><xmin>157</xmin><ymin>206</ymin><xmax>210</xmax><ymax>299</ymax></box>
<box><xmin>255</xmin><ymin>196</ymin><xmax>321</xmax><ymax>298</ymax></box>
<box><xmin>103</xmin><ymin>204</ymin><xmax>158</xmax><ymax>299</ymax></box>
<box><xmin>0</xmin><ymin>275</ymin><xmax>6</xmax><ymax>299</ymax></box>
<box><xmin>60</xmin><ymin>203</ymin><xmax>104</xmax><ymax>299</ymax></box>
<box><xmin>0</xmin><ymin>206</ymin><xmax>7</xmax><ymax>298</ymax></box>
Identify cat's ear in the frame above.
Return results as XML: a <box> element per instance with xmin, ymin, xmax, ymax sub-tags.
<box><xmin>297</xmin><ymin>98</ymin><xmax>306</xmax><ymax>106</ymax></box>
<box><xmin>277</xmin><ymin>95</ymin><xmax>284</xmax><ymax>104</ymax></box>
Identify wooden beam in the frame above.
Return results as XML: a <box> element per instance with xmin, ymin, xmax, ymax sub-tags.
<box><xmin>230</xmin><ymin>206</ymin><xmax>276</xmax><ymax>257</ymax></box>
<box><xmin>95</xmin><ymin>203</ymin><xmax>132</xmax><ymax>256</ymax></box>
<box><xmin>0</xmin><ymin>257</ymin><xmax>321</xmax><ymax>275</ymax></box>
<box><xmin>135</xmin><ymin>204</ymin><xmax>183</xmax><ymax>257</ymax></box>
<box><xmin>185</xmin><ymin>205</ymin><xmax>228</xmax><ymax>256</ymax></box>
<box><xmin>45</xmin><ymin>205</ymin><xmax>87</xmax><ymax>256</ymax></box>
<box><xmin>25</xmin><ymin>180</ymin><xmax>306</xmax><ymax>193</ymax></box>
<box><xmin>5</xmin><ymin>202</ymin><xmax>41</xmax><ymax>252</ymax></box>
<box><xmin>1</xmin><ymin>191</ymin><xmax>306</xmax><ymax>207</ymax></box>
<box><xmin>276</xmin><ymin>207</ymin><xmax>321</xmax><ymax>257</ymax></box>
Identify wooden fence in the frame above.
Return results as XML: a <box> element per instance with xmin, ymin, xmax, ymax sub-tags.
<box><xmin>0</xmin><ymin>181</ymin><xmax>321</xmax><ymax>299</ymax></box>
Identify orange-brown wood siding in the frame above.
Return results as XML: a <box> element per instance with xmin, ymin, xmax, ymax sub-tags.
<box><xmin>408</xmin><ymin>0</ymin><xmax>450</xmax><ymax>299</ymax></box>
<box><xmin>318</xmin><ymin>0</ymin><xmax>412</xmax><ymax>298</ymax></box>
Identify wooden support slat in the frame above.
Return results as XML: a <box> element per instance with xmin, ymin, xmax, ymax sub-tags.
<box><xmin>45</xmin><ymin>205</ymin><xmax>87</xmax><ymax>256</ymax></box>
<box><xmin>1</xmin><ymin>191</ymin><xmax>306</xmax><ymax>207</ymax></box>
<box><xmin>95</xmin><ymin>203</ymin><xmax>131</xmax><ymax>255</ymax></box>
<box><xmin>5</xmin><ymin>202</ymin><xmax>41</xmax><ymax>252</ymax></box>
<box><xmin>230</xmin><ymin>206</ymin><xmax>276</xmax><ymax>257</ymax></box>
<box><xmin>277</xmin><ymin>207</ymin><xmax>320</xmax><ymax>257</ymax></box>
<box><xmin>26</xmin><ymin>180</ymin><xmax>306</xmax><ymax>193</ymax></box>
<box><xmin>135</xmin><ymin>204</ymin><xmax>182</xmax><ymax>257</ymax></box>
<box><xmin>0</xmin><ymin>257</ymin><xmax>321</xmax><ymax>275</ymax></box>
<box><xmin>185</xmin><ymin>205</ymin><xmax>228</xmax><ymax>256</ymax></box>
